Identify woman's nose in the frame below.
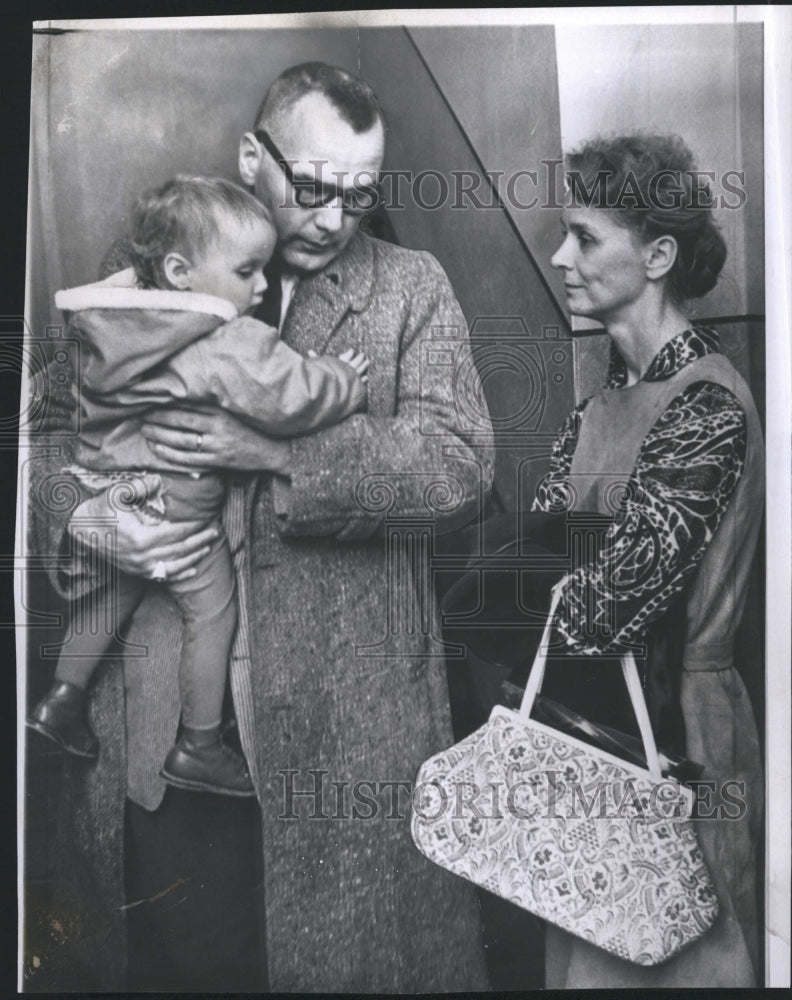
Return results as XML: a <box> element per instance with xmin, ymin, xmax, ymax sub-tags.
<box><xmin>551</xmin><ymin>236</ymin><xmax>572</xmax><ymax>270</ymax></box>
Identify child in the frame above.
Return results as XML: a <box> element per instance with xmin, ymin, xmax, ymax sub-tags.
<box><xmin>27</xmin><ymin>176</ymin><xmax>368</xmax><ymax>796</ymax></box>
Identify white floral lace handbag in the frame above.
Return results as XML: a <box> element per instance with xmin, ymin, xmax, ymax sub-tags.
<box><xmin>411</xmin><ymin>584</ymin><xmax>719</xmax><ymax>966</ymax></box>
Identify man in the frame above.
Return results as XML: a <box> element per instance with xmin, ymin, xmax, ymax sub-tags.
<box><xmin>30</xmin><ymin>63</ymin><xmax>494</xmax><ymax>991</ymax></box>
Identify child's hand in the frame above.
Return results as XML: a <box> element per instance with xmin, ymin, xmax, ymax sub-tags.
<box><xmin>338</xmin><ymin>348</ymin><xmax>369</xmax><ymax>382</ymax></box>
<box><xmin>308</xmin><ymin>347</ymin><xmax>369</xmax><ymax>383</ymax></box>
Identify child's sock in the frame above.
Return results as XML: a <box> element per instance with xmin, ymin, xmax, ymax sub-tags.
<box><xmin>54</xmin><ymin>661</ymin><xmax>95</xmax><ymax>691</ymax></box>
<box><xmin>181</xmin><ymin>723</ymin><xmax>222</xmax><ymax>748</ymax></box>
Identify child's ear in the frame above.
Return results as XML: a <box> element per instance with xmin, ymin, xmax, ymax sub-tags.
<box><xmin>239</xmin><ymin>132</ymin><xmax>263</xmax><ymax>188</ymax></box>
<box><xmin>162</xmin><ymin>252</ymin><xmax>192</xmax><ymax>290</ymax></box>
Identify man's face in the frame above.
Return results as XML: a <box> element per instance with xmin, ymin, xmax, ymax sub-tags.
<box><xmin>240</xmin><ymin>92</ymin><xmax>385</xmax><ymax>274</ymax></box>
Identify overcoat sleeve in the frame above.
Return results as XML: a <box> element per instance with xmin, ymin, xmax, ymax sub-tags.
<box><xmin>272</xmin><ymin>253</ymin><xmax>494</xmax><ymax>540</ymax></box>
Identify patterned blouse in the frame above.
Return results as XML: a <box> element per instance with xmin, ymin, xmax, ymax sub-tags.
<box><xmin>533</xmin><ymin>327</ymin><xmax>747</xmax><ymax>655</ymax></box>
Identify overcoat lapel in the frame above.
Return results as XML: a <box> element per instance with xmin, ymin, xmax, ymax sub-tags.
<box><xmin>280</xmin><ymin>233</ymin><xmax>376</xmax><ymax>355</ymax></box>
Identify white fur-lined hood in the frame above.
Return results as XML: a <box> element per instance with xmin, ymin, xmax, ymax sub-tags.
<box><xmin>54</xmin><ymin>268</ymin><xmax>239</xmax><ymax>322</ymax></box>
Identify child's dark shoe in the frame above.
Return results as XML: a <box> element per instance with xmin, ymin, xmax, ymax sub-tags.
<box><xmin>26</xmin><ymin>681</ymin><xmax>99</xmax><ymax>759</ymax></box>
<box><xmin>160</xmin><ymin>736</ymin><xmax>255</xmax><ymax>797</ymax></box>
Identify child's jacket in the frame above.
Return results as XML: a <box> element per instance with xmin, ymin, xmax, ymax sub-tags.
<box><xmin>55</xmin><ymin>268</ymin><xmax>366</xmax><ymax>472</ymax></box>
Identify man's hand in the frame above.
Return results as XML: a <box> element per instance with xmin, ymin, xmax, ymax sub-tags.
<box><xmin>69</xmin><ymin>493</ymin><xmax>220</xmax><ymax>582</ymax></box>
<box><xmin>141</xmin><ymin>406</ymin><xmax>293</xmax><ymax>474</ymax></box>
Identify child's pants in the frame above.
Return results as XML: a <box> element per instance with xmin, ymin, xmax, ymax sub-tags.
<box><xmin>56</xmin><ymin>470</ymin><xmax>237</xmax><ymax>731</ymax></box>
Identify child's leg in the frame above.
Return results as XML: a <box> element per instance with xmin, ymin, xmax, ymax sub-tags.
<box><xmin>167</xmin><ymin>533</ymin><xmax>238</xmax><ymax>733</ymax></box>
<box><xmin>28</xmin><ymin>570</ymin><xmax>147</xmax><ymax>757</ymax></box>
<box><xmin>54</xmin><ymin>570</ymin><xmax>148</xmax><ymax>688</ymax></box>
<box><xmin>161</xmin><ymin>532</ymin><xmax>252</xmax><ymax>796</ymax></box>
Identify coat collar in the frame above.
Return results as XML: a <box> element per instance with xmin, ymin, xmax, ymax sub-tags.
<box><xmin>312</xmin><ymin>230</ymin><xmax>376</xmax><ymax>313</ymax></box>
<box><xmin>606</xmin><ymin>325</ymin><xmax>721</xmax><ymax>389</ymax></box>
<box><xmin>281</xmin><ymin>232</ymin><xmax>376</xmax><ymax>354</ymax></box>
<box><xmin>54</xmin><ymin>268</ymin><xmax>238</xmax><ymax>321</ymax></box>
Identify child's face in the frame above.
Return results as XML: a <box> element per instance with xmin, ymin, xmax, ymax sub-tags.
<box><xmin>187</xmin><ymin>214</ymin><xmax>276</xmax><ymax>314</ymax></box>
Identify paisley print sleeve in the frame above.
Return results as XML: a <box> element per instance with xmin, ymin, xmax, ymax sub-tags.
<box><xmin>533</xmin><ymin>400</ymin><xmax>588</xmax><ymax>513</ymax></box>
<box><xmin>553</xmin><ymin>381</ymin><xmax>747</xmax><ymax>654</ymax></box>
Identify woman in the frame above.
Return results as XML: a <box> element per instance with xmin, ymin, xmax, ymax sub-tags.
<box><xmin>533</xmin><ymin>134</ymin><xmax>763</xmax><ymax>987</ymax></box>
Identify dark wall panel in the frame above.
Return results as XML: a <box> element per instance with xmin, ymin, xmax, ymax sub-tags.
<box><xmin>360</xmin><ymin>27</ymin><xmax>573</xmax><ymax>511</ymax></box>
<box><xmin>409</xmin><ymin>26</ymin><xmax>568</xmax><ymax>315</ymax></box>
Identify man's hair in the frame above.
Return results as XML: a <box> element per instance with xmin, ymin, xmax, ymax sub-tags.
<box><xmin>128</xmin><ymin>175</ymin><xmax>274</xmax><ymax>289</ymax></box>
<box><xmin>254</xmin><ymin>62</ymin><xmax>385</xmax><ymax>136</ymax></box>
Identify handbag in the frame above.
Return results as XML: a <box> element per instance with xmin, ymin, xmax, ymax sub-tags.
<box><xmin>501</xmin><ymin>686</ymin><xmax>705</xmax><ymax>785</ymax></box>
<box><xmin>411</xmin><ymin>583</ymin><xmax>719</xmax><ymax>966</ymax></box>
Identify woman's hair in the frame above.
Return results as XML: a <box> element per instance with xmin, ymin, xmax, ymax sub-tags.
<box><xmin>128</xmin><ymin>175</ymin><xmax>274</xmax><ymax>289</ymax></box>
<box><xmin>565</xmin><ymin>134</ymin><xmax>727</xmax><ymax>302</ymax></box>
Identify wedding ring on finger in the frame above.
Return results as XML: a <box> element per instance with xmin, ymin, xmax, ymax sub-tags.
<box><xmin>151</xmin><ymin>560</ymin><xmax>168</xmax><ymax>582</ymax></box>
<box><xmin>195</xmin><ymin>432</ymin><xmax>204</xmax><ymax>451</ymax></box>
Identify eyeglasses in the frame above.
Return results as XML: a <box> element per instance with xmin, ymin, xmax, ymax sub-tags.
<box><xmin>254</xmin><ymin>129</ymin><xmax>382</xmax><ymax>216</ymax></box>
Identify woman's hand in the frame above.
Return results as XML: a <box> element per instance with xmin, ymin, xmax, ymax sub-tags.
<box><xmin>69</xmin><ymin>492</ymin><xmax>220</xmax><ymax>582</ymax></box>
<box><xmin>141</xmin><ymin>406</ymin><xmax>293</xmax><ymax>474</ymax></box>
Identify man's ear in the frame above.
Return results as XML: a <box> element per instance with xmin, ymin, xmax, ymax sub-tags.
<box><xmin>645</xmin><ymin>234</ymin><xmax>678</xmax><ymax>283</ymax></box>
<box><xmin>162</xmin><ymin>251</ymin><xmax>192</xmax><ymax>291</ymax></box>
<box><xmin>239</xmin><ymin>132</ymin><xmax>263</xmax><ymax>188</ymax></box>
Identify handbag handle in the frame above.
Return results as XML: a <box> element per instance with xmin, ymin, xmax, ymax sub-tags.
<box><xmin>518</xmin><ymin>581</ymin><xmax>663</xmax><ymax>781</ymax></box>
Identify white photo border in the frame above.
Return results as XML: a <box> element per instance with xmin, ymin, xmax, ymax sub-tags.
<box><xmin>16</xmin><ymin>5</ymin><xmax>791</xmax><ymax>990</ymax></box>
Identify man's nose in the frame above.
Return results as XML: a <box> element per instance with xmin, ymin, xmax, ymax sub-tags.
<box><xmin>314</xmin><ymin>200</ymin><xmax>344</xmax><ymax>234</ymax></box>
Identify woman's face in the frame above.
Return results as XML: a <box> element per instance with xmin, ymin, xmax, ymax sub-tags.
<box><xmin>551</xmin><ymin>207</ymin><xmax>650</xmax><ymax>323</ymax></box>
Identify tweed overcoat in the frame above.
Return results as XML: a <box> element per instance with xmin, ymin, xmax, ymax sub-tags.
<box><xmin>29</xmin><ymin>232</ymin><xmax>495</xmax><ymax>991</ymax></box>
